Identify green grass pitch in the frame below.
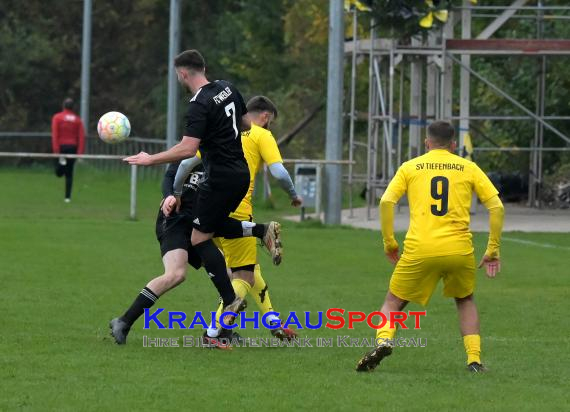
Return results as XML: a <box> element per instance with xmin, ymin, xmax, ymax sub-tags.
<box><xmin>1</xmin><ymin>166</ymin><xmax>569</xmax><ymax>411</ymax></box>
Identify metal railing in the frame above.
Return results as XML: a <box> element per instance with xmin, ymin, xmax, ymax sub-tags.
<box><xmin>0</xmin><ymin>132</ymin><xmax>167</xmax><ymax>179</ymax></box>
<box><xmin>0</xmin><ymin>151</ymin><xmax>139</xmax><ymax>219</ymax></box>
<box><xmin>0</xmin><ymin>147</ymin><xmax>357</xmax><ymax>221</ymax></box>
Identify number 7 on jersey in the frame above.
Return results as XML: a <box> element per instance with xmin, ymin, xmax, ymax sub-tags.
<box><xmin>224</xmin><ymin>102</ymin><xmax>238</xmax><ymax>138</ymax></box>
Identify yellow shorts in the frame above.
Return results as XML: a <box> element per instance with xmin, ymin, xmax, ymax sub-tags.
<box><xmin>389</xmin><ymin>254</ymin><xmax>476</xmax><ymax>306</ymax></box>
<box><xmin>215</xmin><ymin>209</ymin><xmax>257</xmax><ymax>269</ymax></box>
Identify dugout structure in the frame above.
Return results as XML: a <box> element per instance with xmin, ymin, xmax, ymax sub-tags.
<box><xmin>344</xmin><ymin>1</ymin><xmax>570</xmax><ymax>219</ymax></box>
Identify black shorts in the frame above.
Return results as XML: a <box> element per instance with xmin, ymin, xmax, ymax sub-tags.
<box><xmin>155</xmin><ymin>209</ymin><xmax>202</xmax><ymax>270</ymax></box>
<box><xmin>192</xmin><ymin>173</ymin><xmax>249</xmax><ymax>233</ymax></box>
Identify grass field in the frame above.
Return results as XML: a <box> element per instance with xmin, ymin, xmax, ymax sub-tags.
<box><xmin>1</xmin><ymin>166</ymin><xmax>569</xmax><ymax>411</ymax></box>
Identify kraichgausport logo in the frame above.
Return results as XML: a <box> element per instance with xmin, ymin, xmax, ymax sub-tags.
<box><xmin>143</xmin><ymin>308</ymin><xmax>426</xmax><ymax>330</ymax></box>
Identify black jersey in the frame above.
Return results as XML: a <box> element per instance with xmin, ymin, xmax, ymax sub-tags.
<box><xmin>161</xmin><ymin>161</ymin><xmax>201</xmax><ymax>215</ymax></box>
<box><xmin>184</xmin><ymin>80</ymin><xmax>249</xmax><ymax>187</ymax></box>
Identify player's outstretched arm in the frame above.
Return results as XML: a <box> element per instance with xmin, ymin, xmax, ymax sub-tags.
<box><xmin>123</xmin><ymin>136</ymin><xmax>200</xmax><ymax>166</ymax></box>
<box><xmin>478</xmin><ymin>195</ymin><xmax>505</xmax><ymax>278</ymax></box>
<box><xmin>268</xmin><ymin>162</ymin><xmax>302</xmax><ymax>207</ymax></box>
<box><xmin>380</xmin><ymin>197</ymin><xmax>399</xmax><ymax>265</ymax></box>
<box><xmin>173</xmin><ymin>156</ymin><xmax>202</xmax><ymax>196</ymax></box>
<box><xmin>171</xmin><ymin>156</ymin><xmax>202</xmax><ymax>213</ymax></box>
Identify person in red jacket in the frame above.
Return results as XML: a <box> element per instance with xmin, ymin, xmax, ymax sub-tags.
<box><xmin>51</xmin><ymin>98</ymin><xmax>85</xmax><ymax>202</ymax></box>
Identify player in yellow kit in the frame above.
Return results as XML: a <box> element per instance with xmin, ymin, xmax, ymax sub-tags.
<box><xmin>208</xmin><ymin>96</ymin><xmax>302</xmax><ymax>345</ymax></box>
<box><xmin>174</xmin><ymin>96</ymin><xmax>302</xmax><ymax>346</ymax></box>
<box><xmin>356</xmin><ymin>121</ymin><xmax>504</xmax><ymax>373</ymax></box>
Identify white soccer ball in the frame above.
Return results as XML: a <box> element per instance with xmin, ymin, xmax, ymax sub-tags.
<box><xmin>97</xmin><ymin>111</ymin><xmax>131</xmax><ymax>144</ymax></box>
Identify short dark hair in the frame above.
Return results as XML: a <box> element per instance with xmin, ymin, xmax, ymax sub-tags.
<box><xmin>63</xmin><ymin>98</ymin><xmax>74</xmax><ymax>110</ymax></box>
<box><xmin>174</xmin><ymin>49</ymin><xmax>205</xmax><ymax>72</ymax></box>
<box><xmin>427</xmin><ymin>121</ymin><xmax>455</xmax><ymax>146</ymax></box>
<box><xmin>246</xmin><ymin>96</ymin><xmax>278</xmax><ymax>118</ymax></box>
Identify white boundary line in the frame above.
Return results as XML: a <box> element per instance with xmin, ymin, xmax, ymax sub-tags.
<box><xmin>503</xmin><ymin>236</ymin><xmax>570</xmax><ymax>251</ymax></box>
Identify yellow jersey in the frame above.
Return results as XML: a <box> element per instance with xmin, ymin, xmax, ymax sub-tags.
<box><xmin>234</xmin><ymin>123</ymin><xmax>283</xmax><ymax>216</ymax></box>
<box><xmin>382</xmin><ymin>149</ymin><xmax>499</xmax><ymax>258</ymax></box>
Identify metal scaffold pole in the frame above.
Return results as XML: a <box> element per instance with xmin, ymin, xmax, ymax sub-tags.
<box><xmin>459</xmin><ymin>0</ymin><xmax>472</xmax><ymax>153</ymax></box>
<box><xmin>388</xmin><ymin>43</ymin><xmax>395</xmax><ymax>179</ymax></box>
<box><xmin>348</xmin><ymin>8</ymin><xmax>358</xmax><ymax>218</ymax></box>
<box><xmin>166</xmin><ymin>0</ymin><xmax>181</xmax><ymax>149</ymax></box>
<box><xmin>530</xmin><ymin>0</ymin><xmax>546</xmax><ymax>207</ymax></box>
<box><xmin>409</xmin><ymin>36</ymin><xmax>423</xmax><ymax>159</ymax></box>
<box><xmin>340</xmin><ymin>1</ymin><xmax>570</xmax><ymax>211</ymax></box>
<box><xmin>80</xmin><ymin>0</ymin><xmax>92</xmax><ymax>130</ymax></box>
<box><xmin>426</xmin><ymin>32</ymin><xmax>438</xmax><ymax>139</ymax></box>
<box><xmin>324</xmin><ymin>0</ymin><xmax>344</xmax><ymax>225</ymax></box>
<box><xmin>397</xmin><ymin>63</ymin><xmax>404</xmax><ymax>169</ymax></box>
<box><xmin>441</xmin><ymin>12</ymin><xmax>455</xmax><ymax>122</ymax></box>
<box><xmin>366</xmin><ymin>19</ymin><xmax>376</xmax><ymax>220</ymax></box>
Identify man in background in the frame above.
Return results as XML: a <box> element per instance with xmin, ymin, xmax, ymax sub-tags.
<box><xmin>51</xmin><ymin>97</ymin><xmax>85</xmax><ymax>202</ymax></box>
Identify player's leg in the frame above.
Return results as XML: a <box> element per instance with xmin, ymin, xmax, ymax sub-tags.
<box><xmin>210</xmin><ymin>180</ymin><xmax>282</xmax><ymax>265</ymax></box>
<box><xmin>249</xmin><ymin>264</ymin><xmax>296</xmax><ymax>339</ymax></box>
<box><xmin>214</xmin><ymin>217</ymin><xmax>283</xmax><ymax>265</ymax></box>
<box><xmin>214</xmin><ymin>216</ymin><xmax>264</xmax><ymax>239</ymax></box>
<box><xmin>229</xmin><ymin>268</ymin><xmax>255</xmax><ymax>301</ymax></box>
<box><xmin>64</xmin><ymin>157</ymin><xmax>76</xmax><ymax>201</ymax></box>
<box><xmin>442</xmin><ymin>254</ymin><xmax>484</xmax><ymax>372</ymax></box>
<box><xmin>377</xmin><ymin>257</ymin><xmax>439</xmax><ymax>342</ymax></box>
<box><xmin>207</xmin><ymin>229</ymin><xmax>294</xmax><ymax>342</ymax></box>
<box><xmin>206</xmin><ymin>235</ymin><xmax>255</xmax><ymax>343</ymax></box>
<box><xmin>455</xmin><ymin>294</ymin><xmax>484</xmax><ymax>372</ymax></box>
<box><xmin>193</xmin><ymin>174</ymin><xmax>252</xmax><ymax>326</ymax></box>
<box><xmin>109</xmin><ymin>248</ymin><xmax>188</xmax><ymax>344</ymax></box>
<box><xmin>191</xmin><ymin>228</ymin><xmax>243</xmax><ymax>317</ymax></box>
<box><xmin>55</xmin><ymin>158</ymin><xmax>65</xmax><ymax>177</ymax></box>
<box><xmin>250</xmin><ymin>264</ymin><xmax>273</xmax><ymax>316</ymax></box>
<box><xmin>57</xmin><ymin>145</ymin><xmax>76</xmax><ymax>201</ymax></box>
<box><xmin>209</xmin><ymin>266</ymin><xmax>296</xmax><ymax>340</ymax></box>
<box><xmin>191</xmin><ymin>203</ymin><xmax>246</xmax><ymax>326</ymax></box>
<box><xmin>356</xmin><ymin>291</ymin><xmax>407</xmax><ymax>372</ymax></box>
<box><xmin>206</xmin><ymin>267</ymin><xmax>254</xmax><ymax>345</ymax></box>
<box><xmin>109</xmin><ymin>210</ymin><xmax>193</xmax><ymax>344</ymax></box>
<box><xmin>356</xmin><ymin>256</ymin><xmax>439</xmax><ymax>372</ymax></box>
<box><xmin>147</xmin><ymin>249</ymin><xmax>188</xmax><ymax>294</ymax></box>
<box><xmin>375</xmin><ymin>290</ymin><xmax>408</xmax><ymax>341</ymax></box>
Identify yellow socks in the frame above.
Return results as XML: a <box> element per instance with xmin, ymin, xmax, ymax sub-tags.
<box><xmin>463</xmin><ymin>334</ymin><xmax>481</xmax><ymax>365</ymax></box>
<box><xmin>215</xmin><ymin>278</ymin><xmax>251</xmax><ymax>329</ymax></box>
<box><xmin>249</xmin><ymin>265</ymin><xmax>275</xmax><ymax>315</ymax></box>
<box><xmin>231</xmin><ymin>278</ymin><xmax>251</xmax><ymax>300</ymax></box>
<box><xmin>213</xmin><ymin>265</ymin><xmax>278</xmax><ymax>330</ymax></box>
<box><xmin>375</xmin><ymin>321</ymin><xmax>397</xmax><ymax>342</ymax></box>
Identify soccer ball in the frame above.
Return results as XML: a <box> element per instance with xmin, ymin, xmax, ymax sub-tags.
<box><xmin>97</xmin><ymin>111</ymin><xmax>131</xmax><ymax>144</ymax></box>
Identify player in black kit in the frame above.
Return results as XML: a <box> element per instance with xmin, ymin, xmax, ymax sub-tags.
<box><xmin>122</xmin><ymin>50</ymin><xmax>280</xmax><ymax>336</ymax></box>
<box><xmin>109</xmin><ymin>159</ymin><xmax>203</xmax><ymax>344</ymax></box>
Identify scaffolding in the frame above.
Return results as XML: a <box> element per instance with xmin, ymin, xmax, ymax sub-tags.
<box><xmin>345</xmin><ymin>1</ymin><xmax>570</xmax><ymax>218</ymax></box>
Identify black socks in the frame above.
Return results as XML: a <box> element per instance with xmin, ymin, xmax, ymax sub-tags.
<box><xmin>252</xmin><ymin>223</ymin><xmax>265</xmax><ymax>239</ymax></box>
<box><xmin>214</xmin><ymin>217</ymin><xmax>266</xmax><ymax>239</ymax></box>
<box><xmin>121</xmin><ymin>287</ymin><xmax>158</xmax><ymax>326</ymax></box>
<box><xmin>193</xmin><ymin>239</ymin><xmax>236</xmax><ymax>305</ymax></box>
